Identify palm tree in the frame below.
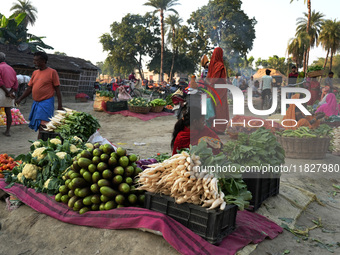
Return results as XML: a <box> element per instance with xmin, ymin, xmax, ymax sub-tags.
<box><xmin>290</xmin><ymin>0</ymin><xmax>311</xmax><ymax>30</ymax></box>
<box><xmin>297</xmin><ymin>32</ymin><xmax>310</xmax><ymax>74</ymax></box>
<box><xmin>10</xmin><ymin>0</ymin><xmax>38</xmax><ymax>27</ymax></box>
<box><xmin>296</xmin><ymin>10</ymin><xmax>324</xmax><ymax>72</ymax></box>
<box><xmin>290</xmin><ymin>0</ymin><xmax>311</xmax><ymax>74</ymax></box>
<box><xmin>144</xmin><ymin>0</ymin><xmax>180</xmax><ymax>82</ymax></box>
<box><xmin>165</xmin><ymin>14</ymin><xmax>182</xmax><ymax>81</ymax></box>
<box><xmin>287</xmin><ymin>37</ymin><xmax>304</xmax><ymax>69</ymax></box>
<box><xmin>318</xmin><ymin>19</ymin><xmax>340</xmax><ymax>71</ymax></box>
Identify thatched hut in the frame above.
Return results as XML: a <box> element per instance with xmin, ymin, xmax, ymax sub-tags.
<box><xmin>0</xmin><ymin>45</ymin><xmax>99</xmax><ymax>97</ymax></box>
<box><xmin>253</xmin><ymin>68</ymin><xmax>287</xmax><ymax>80</ymax></box>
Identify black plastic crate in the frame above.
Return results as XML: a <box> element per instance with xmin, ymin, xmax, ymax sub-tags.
<box><xmin>106</xmin><ymin>101</ymin><xmax>128</xmax><ymax>112</ymax></box>
<box><xmin>145</xmin><ymin>192</ymin><xmax>237</xmax><ymax>244</ymax></box>
<box><xmin>40</xmin><ymin>131</ymin><xmax>63</xmax><ymax>142</ymax></box>
<box><xmin>243</xmin><ymin>173</ymin><xmax>280</xmax><ymax>211</ymax></box>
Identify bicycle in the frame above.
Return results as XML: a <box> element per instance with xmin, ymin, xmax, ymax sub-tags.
<box><xmin>115</xmin><ymin>80</ymin><xmax>142</xmax><ymax>100</ymax></box>
<box><xmin>148</xmin><ymin>84</ymin><xmax>172</xmax><ymax>101</ymax></box>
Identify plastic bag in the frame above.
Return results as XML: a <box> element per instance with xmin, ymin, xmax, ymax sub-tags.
<box><xmin>87</xmin><ymin>130</ymin><xmax>117</xmax><ymax>151</ymax></box>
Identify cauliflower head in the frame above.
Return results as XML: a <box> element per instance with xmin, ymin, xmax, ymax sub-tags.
<box><xmin>85</xmin><ymin>143</ymin><xmax>94</xmax><ymax>149</ymax></box>
<box><xmin>32</xmin><ymin>147</ymin><xmax>47</xmax><ymax>161</ymax></box>
<box><xmin>17</xmin><ymin>173</ymin><xmax>24</xmax><ymax>183</ymax></box>
<box><xmin>56</xmin><ymin>152</ymin><xmax>67</xmax><ymax>159</ymax></box>
<box><xmin>50</xmin><ymin>138</ymin><xmax>62</xmax><ymax>145</ymax></box>
<box><xmin>32</xmin><ymin>141</ymin><xmax>42</xmax><ymax>148</ymax></box>
<box><xmin>43</xmin><ymin>178</ymin><xmax>52</xmax><ymax>189</ymax></box>
<box><xmin>73</xmin><ymin>136</ymin><xmax>83</xmax><ymax>143</ymax></box>
<box><xmin>22</xmin><ymin>164</ymin><xmax>38</xmax><ymax>180</ymax></box>
<box><xmin>70</xmin><ymin>144</ymin><xmax>80</xmax><ymax>154</ymax></box>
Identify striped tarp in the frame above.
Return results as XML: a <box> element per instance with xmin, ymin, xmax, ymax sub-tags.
<box><xmin>0</xmin><ymin>180</ymin><xmax>282</xmax><ymax>255</ymax></box>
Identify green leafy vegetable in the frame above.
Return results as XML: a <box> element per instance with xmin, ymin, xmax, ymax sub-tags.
<box><xmin>55</xmin><ymin>112</ymin><xmax>100</xmax><ymax>142</ymax></box>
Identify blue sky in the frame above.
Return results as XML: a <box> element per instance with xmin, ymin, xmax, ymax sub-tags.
<box><xmin>2</xmin><ymin>0</ymin><xmax>339</xmax><ymax>66</ymax></box>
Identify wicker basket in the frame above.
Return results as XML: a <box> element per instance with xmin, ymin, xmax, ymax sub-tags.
<box><xmin>128</xmin><ymin>105</ymin><xmax>151</xmax><ymax>114</ymax></box>
<box><xmin>276</xmin><ymin>136</ymin><xmax>331</xmax><ymax>159</ymax></box>
<box><xmin>321</xmin><ymin>121</ymin><xmax>340</xmax><ymax>128</ymax></box>
<box><xmin>307</xmin><ymin>70</ymin><xmax>324</xmax><ymax>78</ymax></box>
<box><xmin>150</xmin><ymin>105</ymin><xmax>164</xmax><ymax>113</ymax></box>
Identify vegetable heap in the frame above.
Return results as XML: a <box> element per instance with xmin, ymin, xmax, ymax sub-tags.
<box><xmin>307</xmin><ymin>65</ymin><xmax>323</xmax><ymax>72</ymax></box>
<box><xmin>138</xmin><ymin>142</ymin><xmax>252</xmax><ymax>210</ymax></box>
<box><xmin>224</xmin><ymin>128</ymin><xmax>285</xmax><ymax>167</ymax></box>
<box><xmin>136</xmin><ymin>158</ymin><xmax>158</xmax><ymax>170</ymax></box>
<box><xmin>55</xmin><ymin>145</ymin><xmax>145</xmax><ymax>214</ymax></box>
<box><xmin>128</xmin><ymin>97</ymin><xmax>150</xmax><ymax>107</ymax></box>
<box><xmin>277</xmin><ymin>125</ymin><xmax>333</xmax><ymax>138</ymax></box>
<box><xmin>0</xmin><ymin>154</ymin><xmax>19</xmax><ymax>178</ymax></box>
<box><xmin>4</xmin><ymin>137</ymin><xmax>87</xmax><ymax>195</ymax></box>
<box><xmin>44</xmin><ymin>108</ymin><xmax>101</xmax><ymax>142</ymax></box>
<box><xmin>97</xmin><ymin>90</ymin><xmax>114</xmax><ymax>98</ymax></box>
<box><xmin>150</xmin><ymin>99</ymin><xmax>167</xmax><ymax>107</ymax></box>
<box><xmin>153</xmin><ymin>153</ymin><xmax>171</xmax><ymax>163</ymax></box>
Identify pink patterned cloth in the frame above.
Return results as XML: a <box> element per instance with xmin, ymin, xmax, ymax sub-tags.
<box><xmin>0</xmin><ymin>180</ymin><xmax>282</xmax><ymax>255</ymax></box>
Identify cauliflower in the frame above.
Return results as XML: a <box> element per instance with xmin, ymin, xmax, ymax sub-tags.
<box><xmin>85</xmin><ymin>143</ymin><xmax>94</xmax><ymax>149</ymax></box>
<box><xmin>32</xmin><ymin>141</ymin><xmax>41</xmax><ymax>148</ymax></box>
<box><xmin>70</xmin><ymin>144</ymin><xmax>80</xmax><ymax>153</ymax></box>
<box><xmin>32</xmin><ymin>147</ymin><xmax>47</xmax><ymax>161</ymax></box>
<box><xmin>22</xmin><ymin>164</ymin><xmax>38</xmax><ymax>180</ymax></box>
<box><xmin>56</xmin><ymin>152</ymin><xmax>67</xmax><ymax>159</ymax></box>
<box><xmin>50</xmin><ymin>138</ymin><xmax>62</xmax><ymax>145</ymax></box>
<box><xmin>17</xmin><ymin>173</ymin><xmax>24</xmax><ymax>183</ymax></box>
<box><xmin>73</xmin><ymin>136</ymin><xmax>83</xmax><ymax>143</ymax></box>
<box><xmin>43</xmin><ymin>178</ymin><xmax>52</xmax><ymax>189</ymax></box>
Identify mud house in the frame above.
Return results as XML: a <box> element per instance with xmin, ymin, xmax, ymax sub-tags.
<box><xmin>0</xmin><ymin>45</ymin><xmax>99</xmax><ymax>97</ymax></box>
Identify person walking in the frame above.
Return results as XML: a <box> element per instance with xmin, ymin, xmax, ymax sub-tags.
<box><xmin>0</xmin><ymin>52</ymin><xmax>18</xmax><ymax>137</ymax></box>
<box><xmin>260</xmin><ymin>69</ymin><xmax>273</xmax><ymax>110</ymax></box>
<box><xmin>15</xmin><ymin>51</ymin><xmax>63</xmax><ymax>139</ymax></box>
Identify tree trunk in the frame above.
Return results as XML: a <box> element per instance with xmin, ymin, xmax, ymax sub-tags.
<box><xmin>306</xmin><ymin>47</ymin><xmax>310</xmax><ymax>71</ymax></box>
<box><xmin>307</xmin><ymin>0</ymin><xmax>311</xmax><ymax>34</ymax></box>
<box><xmin>169</xmin><ymin>27</ymin><xmax>175</xmax><ymax>81</ymax></box>
<box><xmin>323</xmin><ymin>48</ymin><xmax>329</xmax><ymax>69</ymax></box>
<box><xmin>330</xmin><ymin>51</ymin><xmax>333</xmax><ymax>72</ymax></box>
<box><xmin>303</xmin><ymin>50</ymin><xmax>308</xmax><ymax>75</ymax></box>
<box><xmin>138</xmin><ymin>54</ymin><xmax>144</xmax><ymax>81</ymax></box>
<box><xmin>160</xmin><ymin>10</ymin><xmax>164</xmax><ymax>82</ymax></box>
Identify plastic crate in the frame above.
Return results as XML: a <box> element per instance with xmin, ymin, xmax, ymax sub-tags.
<box><xmin>145</xmin><ymin>192</ymin><xmax>237</xmax><ymax>244</ymax></box>
<box><xmin>243</xmin><ymin>173</ymin><xmax>280</xmax><ymax>211</ymax></box>
<box><xmin>106</xmin><ymin>101</ymin><xmax>128</xmax><ymax>112</ymax></box>
<box><xmin>40</xmin><ymin>131</ymin><xmax>63</xmax><ymax>142</ymax></box>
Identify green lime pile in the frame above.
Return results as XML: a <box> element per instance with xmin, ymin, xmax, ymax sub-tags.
<box><xmin>55</xmin><ymin>143</ymin><xmax>145</xmax><ymax>214</ymax></box>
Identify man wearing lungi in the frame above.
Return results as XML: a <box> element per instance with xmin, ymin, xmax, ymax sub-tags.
<box><xmin>16</xmin><ymin>51</ymin><xmax>63</xmax><ymax>139</ymax></box>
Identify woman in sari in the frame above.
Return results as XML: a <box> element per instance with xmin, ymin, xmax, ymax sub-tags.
<box><xmin>283</xmin><ymin>94</ymin><xmax>324</xmax><ymax>130</ymax></box>
<box><xmin>316</xmin><ymin>93</ymin><xmax>339</xmax><ymax>117</ymax></box>
<box><xmin>206</xmin><ymin>47</ymin><xmax>229</xmax><ymax>134</ymax></box>
<box><xmin>171</xmin><ymin>106</ymin><xmax>222</xmax><ymax>155</ymax></box>
<box><xmin>306</xmin><ymin>78</ymin><xmax>321</xmax><ymax>105</ymax></box>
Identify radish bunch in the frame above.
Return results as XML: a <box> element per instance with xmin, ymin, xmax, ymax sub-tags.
<box><xmin>137</xmin><ymin>151</ymin><xmax>226</xmax><ymax>210</ymax></box>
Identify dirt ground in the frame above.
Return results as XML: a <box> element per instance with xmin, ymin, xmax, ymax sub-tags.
<box><xmin>0</xmin><ymin>97</ymin><xmax>339</xmax><ymax>255</ymax></box>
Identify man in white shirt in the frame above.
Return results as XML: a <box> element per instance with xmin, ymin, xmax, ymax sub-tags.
<box><xmin>261</xmin><ymin>69</ymin><xmax>273</xmax><ymax>109</ymax></box>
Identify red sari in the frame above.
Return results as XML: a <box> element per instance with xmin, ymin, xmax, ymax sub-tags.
<box><xmin>207</xmin><ymin>47</ymin><xmax>229</xmax><ymax>133</ymax></box>
<box><xmin>172</xmin><ymin>126</ymin><xmax>222</xmax><ymax>155</ymax></box>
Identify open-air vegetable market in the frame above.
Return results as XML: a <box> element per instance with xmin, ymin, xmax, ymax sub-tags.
<box><xmin>1</xmin><ymin>1</ymin><xmax>340</xmax><ymax>255</ymax></box>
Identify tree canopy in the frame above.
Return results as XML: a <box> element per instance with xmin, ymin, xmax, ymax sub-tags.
<box><xmin>100</xmin><ymin>13</ymin><xmax>160</xmax><ymax>79</ymax></box>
